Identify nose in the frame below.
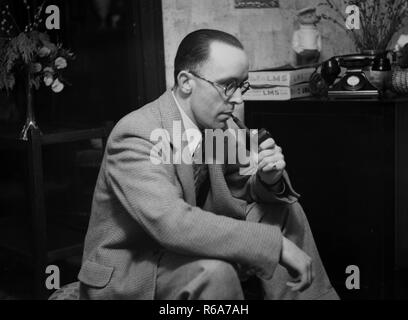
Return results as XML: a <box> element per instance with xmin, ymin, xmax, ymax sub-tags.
<box><xmin>228</xmin><ymin>88</ymin><xmax>244</xmax><ymax>105</ymax></box>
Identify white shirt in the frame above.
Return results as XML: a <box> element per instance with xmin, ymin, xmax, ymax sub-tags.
<box><xmin>171</xmin><ymin>90</ymin><xmax>203</xmax><ymax>158</ymax></box>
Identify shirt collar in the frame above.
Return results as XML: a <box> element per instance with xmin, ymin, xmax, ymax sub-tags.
<box><xmin>171</xmin><ymin>90</ymin><xmax>202</xmax><ymax>156</ymax></box>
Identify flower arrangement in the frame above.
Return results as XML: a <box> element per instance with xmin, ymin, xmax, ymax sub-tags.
<box><xmin>0</xmin><ymin>1</ymin><xmax>74</xmax><ymax>93</ymax></box>
<box><xmin>318</xmin><ymin>0</ymin><xmax>408</xmax><ymax>52</ymax></box>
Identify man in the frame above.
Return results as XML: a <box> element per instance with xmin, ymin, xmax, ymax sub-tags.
<box><xmin>78</xmin><ymin>29</ymin><xmax>338</xmax><ymax>300</ymax></box>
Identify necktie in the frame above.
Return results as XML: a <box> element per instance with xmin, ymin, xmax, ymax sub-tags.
<box><xmin>193</xmin><ymin>133</ymin><xmax>209</xmax><ymax>207</ymax></box>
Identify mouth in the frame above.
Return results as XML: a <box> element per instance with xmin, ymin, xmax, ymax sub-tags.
<box><xmin>218</xmin><ymin>113</ymin><xmax>233</xmax><ymax>122</ymax></box>
<box><xmin>221</xmin><ymin>111</ymin><xmax>234</xmax><ymax>117</ymax></box>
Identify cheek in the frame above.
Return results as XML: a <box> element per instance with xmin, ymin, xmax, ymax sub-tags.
<box><xmin>196</xmin><ymin>105</ymin><xmax>215</xmax><ymax>122</ymax></box>
<box><xmin>194</xmin><ymin>94</ymin><xmax>223</xmax><ymax>117</ymax></box>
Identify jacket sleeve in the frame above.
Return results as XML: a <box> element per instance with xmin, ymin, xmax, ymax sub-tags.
<box><xmin>226</xmin><ymin>164</ymin><xmax>300</xmax><ymax>205</ymax></box>
<box><xmin>104</xmin><ymin>121</ymin><xmax>282</xmax><ymax>280</ymax></box>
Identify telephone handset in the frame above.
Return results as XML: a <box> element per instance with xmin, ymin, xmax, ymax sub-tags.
<box><xmin>317</xmin><ymin>52</ymin><xmax>391</xmax><ymax>98</ymax></box>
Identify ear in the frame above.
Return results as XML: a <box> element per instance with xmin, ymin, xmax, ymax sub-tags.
<box><xmin>176</xmin><ymin>71</ymin><xmax>193</xmax><ymax>94</ymax></box>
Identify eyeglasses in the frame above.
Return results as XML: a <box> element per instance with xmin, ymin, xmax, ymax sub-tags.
<box><xmin>188</xmin><ymin>71</ymin><xmax>251</xmax><ymax>99</ymax></box>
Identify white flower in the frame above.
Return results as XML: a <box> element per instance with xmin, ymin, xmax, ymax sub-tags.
<box><xmin>38</xmin><ymin>47</ymin><xmax>51</xmax><ymax>58</ymax></box>
<box><xmin>44</xmin><ymin>74</ymin><xmax>53</xmax><ymax>87</ymax></box>
<box><xmin>55</xmin><ymin>57</ymin><xmax>67</xmax><ymax>69</ymax></box>
<box><xmin>395</xmin><ymin>34</ymin><xmax>408</xmax><ymax>51</ymax></box>
<box><xmin>31</xmin><ymin>63</ymin><xmax>42</xmax><ymax>73</ymax></box>
<box><xmin>43</xmin><ymin>67</ymin><xmax>54</xmax><ymax>74</ymax></box>
<box><xmin>51</xmin><ymin>79</ymin><xmax>64</xmax><ymax>93</ymax></box>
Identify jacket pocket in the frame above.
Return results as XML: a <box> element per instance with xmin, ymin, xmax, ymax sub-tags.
<box><xmin>78</xmin><ymin>260</ymin><xmax>114</xmax><ymax>288</ymax></box>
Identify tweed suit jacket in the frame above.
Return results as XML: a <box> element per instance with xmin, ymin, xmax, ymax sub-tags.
<box><xmin>78</xmin><ymin>90</ymin><xmax>299</xmax><ymax>300</ymax></box>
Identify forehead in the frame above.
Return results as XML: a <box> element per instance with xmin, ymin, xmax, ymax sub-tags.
<box><xmin>201</xmin><ymin>41</ymin><xmax>249</xmax><ymax>80</ymax></box>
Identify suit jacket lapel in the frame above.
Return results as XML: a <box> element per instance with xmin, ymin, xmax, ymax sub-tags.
<box><xmin>157</xmin><ymin>91</ymin><xmax>196</xmax><ymax>207</ymax></box>
<box><xmin>207</xmin><ymin>164</ymin><xmax>247</xmax><ymax>219</ymax></box>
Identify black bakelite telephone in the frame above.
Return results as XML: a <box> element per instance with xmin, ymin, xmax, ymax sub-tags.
<box><xmin>310</xmin><ymin>52</ymin><xmax>392</xmax><ymax>98</ymax></box>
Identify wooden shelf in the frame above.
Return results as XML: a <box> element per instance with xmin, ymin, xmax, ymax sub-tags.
<box><xmin>0</xmin><ymin>122</ymin><xmax>113</xmax><ymax>149</ymax></box>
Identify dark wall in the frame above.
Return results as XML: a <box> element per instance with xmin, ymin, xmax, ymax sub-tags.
<box><xmin>1</xmin><ymin>0</ymin><xmax>166</xmax><ymax>126</ymax></box>
<box><xmin>245</xmin><ymin>98</ymin><xmax>408</xmax><ymax>299</ymax></box>
<box><xmin>50</xmin><ymin>0</ymin><xmax>166</xmax><ymax>124</ymax></box>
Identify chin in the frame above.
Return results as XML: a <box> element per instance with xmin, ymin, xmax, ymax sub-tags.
<box><xmin>203</xmin><ymin>119</ymin><xmax>228</xmax><ymax>130</ymax></box>
<box><xmin>218</xmin><ymin>121</ymin><xmax>228</xmax><ymax>130</ymax></box>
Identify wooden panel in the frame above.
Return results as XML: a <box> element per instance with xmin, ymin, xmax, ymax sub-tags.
<box><xmin>396</xmin><ymin>101</ymin><xmax>408</xmax><ymax>269</ymax></box>
<box><xmin>27</xmin><ymin>129</ymin><xmax>47</xmax><ymax>299</ymax></box>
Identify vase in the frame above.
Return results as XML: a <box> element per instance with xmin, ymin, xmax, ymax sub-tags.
<box><xmin>19</xmin><ymin>73</ymin><xmax>41</xmax><ymax>141</ymax></box>
<box><xmin>93</xmin><ymin>0</ymin><xmax>112</xmax><ymax>29</ymax></box>
<box><xmin>361</xmin><ymin>50</ymin><xmax>392</xmax><ymax>91</ymax></box>
<box><xmin>391</xmin><ymin>67</ymin><xmax>408</xmax><ymax>94</ymax></box>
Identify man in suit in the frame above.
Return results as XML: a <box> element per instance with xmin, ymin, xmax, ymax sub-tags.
<box><xmin>78</xmin><ymin>29</ymin><xmax>339</xmax><ymax>300</ymax></box>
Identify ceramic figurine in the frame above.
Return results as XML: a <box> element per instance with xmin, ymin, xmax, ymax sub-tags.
<box><xmin>292</xmin><ymin>7</ymin><xmax>322</xmax><ymax>66</ymax></box>
<box><xmin>93</xmin><ymin>0</ymin><xmax>112</xmax><ymax>28</ymax></box>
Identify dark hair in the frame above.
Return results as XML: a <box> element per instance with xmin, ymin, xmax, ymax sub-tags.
<box><xmin>173</xmin><ymin>29</ymin><xmax>244</xmax><ymax>86</ymax></box>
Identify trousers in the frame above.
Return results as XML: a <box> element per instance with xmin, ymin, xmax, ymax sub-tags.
<box><xmin>155</xmin><ymin>202</ymin><xmax>339</xmax><ymax>300</ymax></box>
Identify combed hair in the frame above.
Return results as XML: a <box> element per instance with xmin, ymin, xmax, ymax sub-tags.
<box><xmin>173</xmin><ymin>29</ymin><xmax>244</xmax><ymax>86</ymax></box>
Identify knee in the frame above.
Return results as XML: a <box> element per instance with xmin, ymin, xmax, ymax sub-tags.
<box><xmin>203</xmin><ymin>260</ymin><xmax>238</xmax><ymax>282</ymax></box>
<box><xmin>280</xmin><ymin>202</ymin><xmax>311</xmax><ymax>245</ymax></box>
<box><xmin>266</xmin><ymin>201</ymin><xmax>305</xmax><ymax>217</ymax></box>
<box><xmin>248</xmin><ymin>201</ymin><xmax>305</xmax><ymax>222</ymax></box>
<box><xmin>285</xmin><ymin>202</ymin><xmax>308</xmax><ymax>225</ymax></box>
<box><xmin>252</xmin><ymin>201</ymin><xmax>308</xmax><ymax>234</ymax></box>
<box><xmin>199</xmin><ymin>260</ymin><xmax>244</xmax><ymax>300</ymax></box>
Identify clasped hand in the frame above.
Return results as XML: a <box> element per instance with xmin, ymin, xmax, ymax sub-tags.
<box><xmin>257</xmin><ymin>138</ymin><xmax>285</xmax><ymax>186</ymax></box>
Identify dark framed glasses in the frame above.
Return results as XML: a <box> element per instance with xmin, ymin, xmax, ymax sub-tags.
<box><xmin>188</xmin><ymin>71</ymin><xmax>251</xmax><ymax>98</ymax></box>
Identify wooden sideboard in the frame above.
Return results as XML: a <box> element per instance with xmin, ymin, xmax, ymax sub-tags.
<box><xmin>245</xmin><ymin>97</ymin><xmax>408</xmax><ymax>300</ymax></box>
